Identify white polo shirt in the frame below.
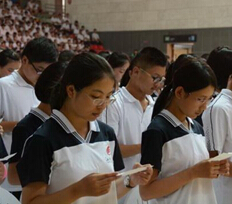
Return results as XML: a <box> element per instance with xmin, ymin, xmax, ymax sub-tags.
<box><xmin>99</xmin><ymin>87</ymin><xmax>154</xmax><ymax>171</ymax></box>
<box><xmin>202</xmin><ymin>89</ymin><xmax>232</xmax><ymax>204</ymax></box>
<box><xmin>0</xmin><ymin>71</ymin><xmax>39</xmax><ymax>192</ymax></box>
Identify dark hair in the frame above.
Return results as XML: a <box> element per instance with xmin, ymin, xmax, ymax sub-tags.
<box><xmin>165</xmin><ymin>54</ymin><xmax>195</xmax><ymax>86</ymax></box>
<box><xmin>35</xmin><ymin>62</ymin><xmax>67</xmax><ymax>104</ymax></box>
<box><xmin>21</xmin><ymin>37</ymin><xmax>58</xmax><ymax>63</ymax></box>
<box><xmin>58</xmin><ymin>50</ymin><xmax>75</xmax><ymax>62</ymax></box>
<box><xmin>98</xmin><ymin>51</ymin><xmax>111</xmax><ymax>59</ymax></box>
<box><xmin>207</xmin><ymin>46</ymin><xmax>232</xmax><ymax>90</ymax></box>
<box><xmin>120</xmin><ymin>47</ymin><xmax>167</xmax><ymax>87</ymax></box>
<box><xmin>107</xmin><ymin>52</ymin><xmax>130</xmax><ymax>69</ymax></box>
<box><xmin>0</xmin><ymin>49</ymin><xmax>20</xmax><ymax>67</ymax></box>
<box><xmin>51</xmin><ymin>52</ymin><xmax>115</xmax><ymax>110</ymax></box>
<box><xmin>152</xmin><ymin>58</ymin><xmax>217</xmax><ymax>118</ymax></box>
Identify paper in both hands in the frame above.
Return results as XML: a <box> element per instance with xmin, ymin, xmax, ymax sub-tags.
<box><xmin>209</xmin><ymin>153</ymin><xmax>232</xmax><ymax>161</ymax></box>
<box><xmin>117</xmin><ymin>166</ymin><xmax>149</xmax><ymax>177</ymax></box>
<box><xmin>0</xmin><ymin>153</ymin><xmax>16</xmax><ymax>162</ymax></box>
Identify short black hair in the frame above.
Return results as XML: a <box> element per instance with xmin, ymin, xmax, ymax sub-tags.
<box><xmin>107</xmin><ymin>52</ymin><xmax>130</xmax><ymax>69</ymax></box>
<box><xmin>35</xmin><ymin>62</ymin><xmax>67</xmax><ymax>103</ymax></box>
<box><xmin>0</xmin><ymin>49</ymin><xmax>20</xmax><ymax>67</ymax></box>
<box><xmin>121</xmin><ymin>47</ymin><xmax>167</xmax><ymax>87</ymax></box>
<box><xmin>21</xmin><ymin>37</ymin><xmax>58</xmax><ymax>63</ymax></box>
<box><xmin>58</xmin><ymin>50</ymin><xmax>75</xmax><ymax>63</ymax></box>
<box><xmin>207</xmin><ymin>46</ymin><xmax>232</xmax><ymax>90</ymax></box>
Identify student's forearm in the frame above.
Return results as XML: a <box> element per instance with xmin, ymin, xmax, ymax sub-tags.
<box><xmin>8</xmin><ymin>163</ymin><xmax>21</xmax><ymax>185</ymax></box>
<box><xmin>119</xmin><ymin>144</ymin><xmax>141</xmax><ymax>158</ymax></box>
<box><xmin>0</xmin><ymin>121</ymin><xmax>18</xmax><ymax>133</ymax></box>
<box><xmin>140</xmin><ymin>168</ymin><xmax>195</xmax><ymax>201</ymax></box>
<box><xmin>116</xmin><ymin>177</ymin><xmax>131</xmax><ymax>199</ymax></box>
<box><xmin>23</xmin><ymin>182</ymin><xmax>85</xmax><ymax>204</ymax></box>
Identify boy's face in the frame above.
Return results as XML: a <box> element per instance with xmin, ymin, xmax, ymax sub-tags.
<box><xmin>21</xmin><ymin>56</ymin><xmax>51</xmax><ymax>86</ymax></box>
<box><xmin>131</xmin><ymin>65</ymin><xmax>166</xmax><ymax>95</ymax></box>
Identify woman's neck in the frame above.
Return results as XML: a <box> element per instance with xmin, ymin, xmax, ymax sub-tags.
<box><xmin>37</xmin><ymin>103</ymin><xmax>51</xmax><ymax>116</ymax></box>
<box><xmin>166</xmin><ymin>100</ymin><xmax>187</xmax><ymax>125</ymax></box>
<box><xmin>60</xmin><ymin>105</ymin><xmax>89</xmax><ymax>139</ymax></box>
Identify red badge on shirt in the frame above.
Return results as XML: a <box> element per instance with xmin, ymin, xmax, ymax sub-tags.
<box><xmin>106</xmin><ymin>145</ymin><xmax>111</xmax><ymax>155</ymax></box>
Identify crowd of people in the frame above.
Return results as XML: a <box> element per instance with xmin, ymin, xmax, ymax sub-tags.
<box><xmin>0</xmin><ymin>1</ymin><xmax>232</xmax><ymax>204</ymax></box>
<box><xmin>0</xmin><ymin>0</ymin><xmax>103</xmax><ymax>54</ymax></box>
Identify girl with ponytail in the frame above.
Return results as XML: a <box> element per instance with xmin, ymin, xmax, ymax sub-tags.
<box><xmin>17</xmin><ymin>53</ymin><xmax>152</xmax><ymax>204</ymax></box>
<box><xmin>140</xmin><ymin>57</ymin><xmax>229</xmax><ymax>204</ymax></box>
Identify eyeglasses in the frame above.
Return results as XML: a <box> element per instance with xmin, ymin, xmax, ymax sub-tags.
<box><xmin>78</xmin><ymin>90</ymin><xmax>116</xmax><ymax>106</ymax></box>
<box><xmin>27</xmin><ymin>57</ymin><xmax>44</xmax><ymax>75</ymax></box>
<box><xmin>188</xmin><ymin>93</ymin><xmax>214</xmax><ymax>105</ymax></box>
<box><xmin>140</xmin><ymin>68</ymin><xmax>166</xmax><ymax>84</ymax></box>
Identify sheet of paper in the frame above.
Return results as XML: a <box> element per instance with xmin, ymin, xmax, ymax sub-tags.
<box><xmin>117</xmin><ymin>166</ymin><xmax>148</xmax><ymax>177</ymax></box>
<box><xmin>209</xmin><ymin>153</ymin><xmax>232</xmax><ymax>161</ymax></box>
<box><xmin>0</xmin><ymin>153</ymin><xmax>16</xmax><ymax>162</ymax></box>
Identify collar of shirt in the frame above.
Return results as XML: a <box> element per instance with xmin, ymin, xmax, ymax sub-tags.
<box><xmin>120</xmin><ymin>87</ymin><xmax>155</xmax><ymax>105</ymax></box>
<box><xmin>13</xmin><ymin>71</ymin><xmax>33</xmax><ymax>88</ymax></box>
<box><xmin>159</xmin><ymin>109</ymin><xmax>194</xmax><ymax>131</ymax></box>
<box><xmin>30</xmin><ymin>107</ymin><xmax>50</xmax><ymax>122</ymax></box>
<box><xmin>221</xmin><ymin>89</ymin><xmax>232</xmax><ymax>100</ymax></box>
<box><xmin>51</xmin><ymin>109</ymin><xmax>100</xmax><ymax>143</ymax></box>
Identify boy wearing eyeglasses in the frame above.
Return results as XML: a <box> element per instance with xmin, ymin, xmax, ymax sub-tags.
<box><xmin>99</xmin><ymin>47</ymin><xmax>167</xmax><ymax>202</ymax></box>
<box><xmin>0</xmin><ymin>37</ymin><xmax>57</xmax><ymax>199</ymax></box>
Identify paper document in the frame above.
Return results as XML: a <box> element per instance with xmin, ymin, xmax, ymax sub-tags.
<box><xmin>0</xmin><ymin>153</ymin><xmax>16</xmax><ymax>162</ymax></box>
<box><xmin>117</xmin><ymin>166</ymin><xmax>149</xmax><ymax>177</ymax></box>
<box><xmin>209</xmin><ymin>153</ymin><xmax>232</xmax><ymax>161</ymax></box>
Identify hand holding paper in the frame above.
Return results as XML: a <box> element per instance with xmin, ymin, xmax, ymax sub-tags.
<box><xmin>123</xmin><ymin>163</ymin><xmax>153</xmax><ymax>187</ymax></box>
<box><xmin>209</xmin><ymin>153</ymin><xmax>232</xmax><ymax>161</ymax></box>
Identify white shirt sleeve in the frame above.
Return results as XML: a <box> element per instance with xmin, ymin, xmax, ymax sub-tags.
<box><xmin>98</xmin><ymin>104</ymin><xmax>120</xmax><ymax>136</ymax></box>
<box><xmin>202</xmin><ymin>105</ymin><xmax>228</xmax><ymax>153</ymax></box>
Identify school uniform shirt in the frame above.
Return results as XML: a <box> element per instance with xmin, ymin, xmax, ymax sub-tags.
<box><xmin>202</xmin><ymin>89</ymin><xmax>232</xmax><ymax>204</ymax></box>
<box><xmin>0</xmin><ymin>71</ymin><xmax>39</xmax><ymax>192</ymax></box>
<box><xmin>17</xmin><ymin>110</ymin><xmax>124</xmax><ymax>204</ymax></box>
<box><xmin>141</xmin><ymin>109</ymin><xmax>217</xmax><ymax>204</ymax></box>
<box><xmin>99</xmin><ymin>87</ymin><xmax>154</xmax><ymax>171</ymax></box>
<box><xmin>10</xmin><ymin>108</ymin><xmax>49</xmax><ymax>163</ymax></box>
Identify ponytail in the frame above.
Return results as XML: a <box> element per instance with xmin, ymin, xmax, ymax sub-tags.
<box><xmin>152</xmin><ymin>83</ymin><xmax>173</xmax><ymax>118</ymax></box>
<box><xmin>50</xmin><ymin>81</ymin><xmax>67</xmax><ymax>110</ymax></box>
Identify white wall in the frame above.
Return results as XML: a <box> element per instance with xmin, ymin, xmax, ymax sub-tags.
<box><xmin>40</xmin><ymin>0</ymin><xmax>55</xmax><ymax>13</ymax></box>
<box><xmin>65</xmin><ymin>0</ymin><xmax>232</xmax><ymax>32</ymax></box>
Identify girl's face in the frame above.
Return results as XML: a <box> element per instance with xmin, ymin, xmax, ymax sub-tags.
<box><xmin>176</xmin><ymin>85</ymin><xmax>215</xmax><ymax>119</ymax></box>
<box><xmin>0</xmin><ymin>61</ymin><xmax>21</xmax><ymax>78</ymax></box>
<box><xmin>113</xmin><ymin>61</ymin><xmax>130</xmax><ymax>83</ymax></box>
<box><xmin>69</xmin><ymin>76</ymin><xmax>115</xmax><ymax>121</ymax></box>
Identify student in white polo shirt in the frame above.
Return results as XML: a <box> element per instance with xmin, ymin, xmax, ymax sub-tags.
<box><xmin>17</xmin><ymin>53</ymin><xmax>153</xmax><ymax>204</ymax></box>
<box><xmin>0</xmin><ymin>37</ymin><xmax>58</xmax><ymax>198</ymax></box>
<box><xmin>0</xmin><ymin>49</ymin><xmax>21</xmax><ymax>78</ymax></box>
<box><xmin>8</xmin><ymin>61</ymin><xmax>67</xmax><ymax>187</ymax></box>
<box><xmin>140</xmin><ymin>57</ymin><xmax>229</xmax><ymax>204</ymax></box>
<box><xmin>99</xmin><ymin>47</ymin><xmax>167</xmax><ymax>172</ymax></box>
<box><xmin>202</xmin><ymin>46</ymin><xmax>232</xmax><ymax>204</ymax></box>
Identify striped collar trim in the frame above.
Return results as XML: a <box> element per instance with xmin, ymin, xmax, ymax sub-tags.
<box><xmin>51</xmin><ymin>109</ymin><xmax>100</xmax><ymax>143</ymax></box>
<box><xmin>30</xmin><ymin>108</ymin><xmax>49</xmax><ymax>122</ymax></box>
<box><xmin>159</xmin><ymin>109</ymin><xmax>193</xmax><ymax>131</ymax></box>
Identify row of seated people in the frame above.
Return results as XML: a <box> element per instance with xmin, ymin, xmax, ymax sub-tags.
<box><xmin>0</xmin><ymin>0</ymin><xmax>104</xmax><ymax>54</ymax></box>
